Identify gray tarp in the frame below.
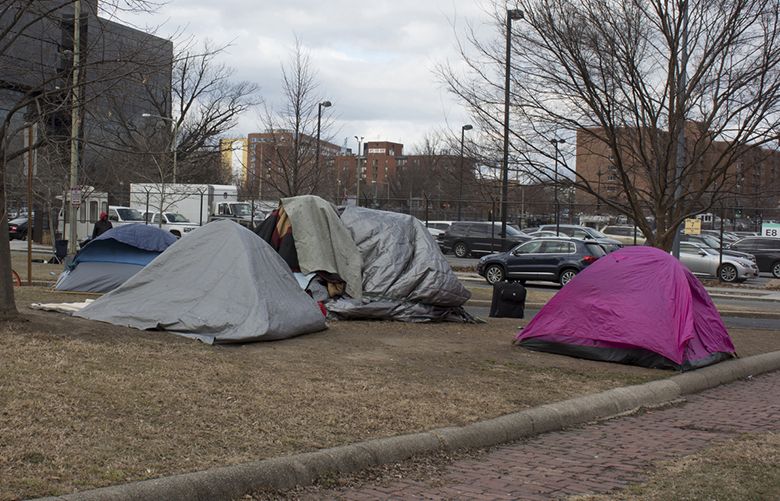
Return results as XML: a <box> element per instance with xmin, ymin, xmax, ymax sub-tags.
<box><xmin>75</xmin><ymin>220</ymin><xmax>327</xmax><ymax>344</ymax></box>
<box><xmin>281</xmin><ymin>196</ymin><xmax>363</xmax><ymax>298</ymax></box>
<box><xmin>326</xmin><ymin>207</ymin><xmax>472</xmax><ymax>322</ymax></box>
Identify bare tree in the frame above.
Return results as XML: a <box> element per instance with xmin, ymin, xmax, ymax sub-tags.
<box><xmin>441</xmin><ymin>0</ymin><xmax>780</xmax><ymax>249</ymax></box>
<box><xmin>0</xmin><ymin>0</ymin><xmax>162</xmax><ymax>319</ymax></box>
<box><xmin>259</xmin><ymin>38</ymin><xmax>332</xmax><ymax>197</ymax></box>
<box><xmin>97</xmin><ymin>40</ymin><xmax>260</xmax><ymax>216</ymax></box>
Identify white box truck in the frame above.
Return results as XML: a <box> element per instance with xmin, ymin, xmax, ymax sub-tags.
<box><xmin>129</xmin><ymin>183</ymin><xmax>256</xmax><ymax>228</ymax></box>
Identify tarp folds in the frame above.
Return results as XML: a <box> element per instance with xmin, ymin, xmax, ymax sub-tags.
<box><xmin>328</xmin><ymin>206</ymin><xmax>472</xmax><ymax>322</ymax></box>
<box><xmin>75</xmin><ymin>220</ymin><xmax>327</xmax><ymax>344</ymax></box>
<box><xmin>55</xmin><ymin>224</ymin><xmax>176</xmax><ymax>293</ymax></box>
<box><xmin>280</xmin><ymin>196</ymin><xmax>363</xmax><ymax>299</ymax></box>
<box><xmin>514</xmin><ymin>246</ymin><xmax>736</xmax><ymax>370</ymax></box>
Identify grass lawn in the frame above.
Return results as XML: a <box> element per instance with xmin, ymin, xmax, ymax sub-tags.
<box><xmin>1</xmin><ymin>286</ymin><xmax>778</xmax><ymax>499</ymax></box>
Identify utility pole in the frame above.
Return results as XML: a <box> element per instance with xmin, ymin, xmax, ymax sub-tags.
<box><xmin>67</xmin><ymin>0</ymin><xmax>82</xmax><ymax>255</ymax></box>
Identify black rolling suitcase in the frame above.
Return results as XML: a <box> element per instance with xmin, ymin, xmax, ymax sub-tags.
<box><xmin>489</xmin><ymin>282</ymin><xmax>526</xmax><ymax>318</ymax></box>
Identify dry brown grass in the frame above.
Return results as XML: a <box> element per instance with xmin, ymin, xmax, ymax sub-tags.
<box><xmin>571</xmin><ymin>433</ymin><xmax>780</xmax><ymax>501</ymax></box>
<box><xmin>1</xmin><ymin>287</ymin><xmax>778</xmax><ymax>500</ymax></box>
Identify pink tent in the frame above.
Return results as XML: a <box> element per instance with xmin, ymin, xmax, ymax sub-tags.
<box><xmin>514</xmin><ymin>246</ymin><xmax>736</xmax><ymax>370</ymax></box>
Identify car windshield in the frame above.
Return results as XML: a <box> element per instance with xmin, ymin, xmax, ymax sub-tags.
<box><xmin>232</xmin><ymin>203</ymin><xmax>252</xmax><ymax>217</ymax></box>
<box><xmin>165</xmin><ymin>213</ymin><xmax>190</xmax><ymax>223</ymax></box>
<box><xmin>117</xmin><ymin>208</ymin><xmax>144</xmax><ymax>221</ymax></box>
<box><xmin>504</xmin><ymin>225</ymin><xmax>525</xmax><ymax>237</ymax></box>
<box><xmin>699</xmin><ymin>235</ymin><xmax>722</xmax><ymax>248</ymax></box>
<box><xmin>9</xmin><ymin>217</ymin><xmax>26</xmax><ymax>224</ymax></box>
<box><xmin>585</xmin><ymin>227</ymin><xmax>608</xmax><ymax>238</ymax></box>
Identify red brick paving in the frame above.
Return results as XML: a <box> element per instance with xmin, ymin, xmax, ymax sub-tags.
<box><xmin>301</xmin><ymin>371</ymin><xmax>780</xmax><ymax>500</ymax></box>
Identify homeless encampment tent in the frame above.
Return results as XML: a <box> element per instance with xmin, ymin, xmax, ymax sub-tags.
<box><xmin>514</xmin><ymin>246</ymin><xmax>736</xmax><ymax>370</ymax></box>
<box><xmin>257</xmin><ymin>196</ymin><xmax>472</xmax><ymax>322</ymax></box>
<box><xmin>55</xmin><ymin>224</ymin><xmax>177</xmax><ymax>292</ymax></box>
<box><xmin>328</xmin><ymin>206</ymin><xmax>472</xmax><ymax>321</ymax></box>
<box><xmin>75</xmin><ymin>220</ymin><xmax>327</xmax><ymax>344</ymax></box>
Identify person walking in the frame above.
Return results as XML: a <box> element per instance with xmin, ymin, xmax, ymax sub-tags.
<box><xmin>92</xmin><ymin>211</ymin><xmax>113</xmax><ymax>239</ymax></box>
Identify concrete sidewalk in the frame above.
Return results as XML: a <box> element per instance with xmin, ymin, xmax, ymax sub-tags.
<box><xmin>37</xmin><ymin>352</ymin><xmax>780</xmax><ymax>501</ymax></box>
<box><xmin>306</xmin><ymin>370</ymin><xmax>780</xmax><ymax>500</ymax></box>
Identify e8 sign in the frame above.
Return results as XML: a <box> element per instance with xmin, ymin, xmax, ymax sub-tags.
<box><xmin>762</xmin><ymin>223</ymin><xmax>780</xmax><ymax>237</ymax></box>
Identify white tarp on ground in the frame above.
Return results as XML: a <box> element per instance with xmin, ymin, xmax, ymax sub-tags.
<box><xmin>326</xmin><ymin>206</ymin><xmax>473</xmax><ymax>322</ymax></box>
<box><xmin>74</xmin><ymin>220</ymin><xmax>327</xmax><ymax>344</ymax></box>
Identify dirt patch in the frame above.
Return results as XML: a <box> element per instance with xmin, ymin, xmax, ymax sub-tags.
<box><xmin>1</xmin><ymin>288</ymin><xmax>778</xmax><ymax>500</ymax></box>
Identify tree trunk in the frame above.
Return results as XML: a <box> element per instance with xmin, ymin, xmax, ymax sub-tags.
<box><xmin>0</xmin><ymin>154</ymin><xmax>20</xmax><ymax>320</ymax></box>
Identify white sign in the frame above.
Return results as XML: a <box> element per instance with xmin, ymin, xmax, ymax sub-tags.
<box><xmin>761</xmin><ymin>223</ymin><xmax>780</xmax><ymax>238</ymax></box>
<box><xmin>70</xmin><ymin>188</ymin><xmax>82</xmax><ymax>207</ymax></box>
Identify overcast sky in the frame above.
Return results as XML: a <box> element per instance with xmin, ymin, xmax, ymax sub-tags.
<box><xmin>113</xmin><ymin>0</ymin><xmax>498</xmax><ymax>153</ymax></box>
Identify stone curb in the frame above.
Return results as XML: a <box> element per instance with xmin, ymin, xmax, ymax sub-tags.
<box><xmin>36</xmin><ymin>351</ymin><xmax>780</xmax><ymax>501</ymax></box>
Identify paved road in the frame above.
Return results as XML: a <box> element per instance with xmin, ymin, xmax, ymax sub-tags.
<box><xmin>296</xmin><ymin>371</ymin><xmax>780</xmax><ymax>500</ymax></box>
<box><xmin>464</xmin><ymin>305</ymin><xmax>780</xmax><ymax>331</ymax></box>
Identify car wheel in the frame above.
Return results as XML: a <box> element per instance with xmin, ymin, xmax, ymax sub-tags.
<box><xmin>772</xmin><ymin>261</ymin><xmax>780</xmax><ymax>279</ymax></box>
<box><xmin>484</xmin><ymin>264</ymin><xmax>505</xmax><ymax>285</ymax></box>
<box><xmin>718</xmin><ymin>263</ymin><xmax>738</xmax><ymax>283</ymax></box>
<box><xmin>453</xmin><ymin>242</ymin><xmax>469</xmax><ymax>258</ymax></box>
<box><xmin>559</xmin><ymin>268</ymin><xmax>577</xmax><ymax>286</ymax></box>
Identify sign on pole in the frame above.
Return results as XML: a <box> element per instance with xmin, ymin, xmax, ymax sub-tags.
<box><xmin>761</xmin><ymin>223</ymin><xmax>780</xmax><ymax>238</ymax></box>
<box><xmin>70</xmin><ymin>187</ymin><xmax>82</xmax><ymax>207</ymax></box>
<box><xmin>684</xmin><ymin>218</ymin><xmax>702</xmax><ymax>235</ymax></box>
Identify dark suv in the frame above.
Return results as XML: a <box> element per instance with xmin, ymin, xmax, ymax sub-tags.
<box><xmin>476</xmin><ymin>237</ymin><xmax>607</xmax><ymax>286</ymax></box>
<box><xmin>728</xmin><ymin>237</ymin><xmax>780</xmax><ymax>278</ymax></box>
<box><xmin>538</xmin><ymin>224</ymin><xmax>623</xmax><ymax>252</ymax></box>
<box><xmin>439</xmin><ymin>222</ymin><xmax>531</xmax><ymax>257</ymax></box>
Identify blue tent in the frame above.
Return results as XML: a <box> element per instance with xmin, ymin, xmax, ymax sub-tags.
<box><xmin>55</xmin><ymin>224</ymin><xmax>178</xmax><ymax>292</ymax></box>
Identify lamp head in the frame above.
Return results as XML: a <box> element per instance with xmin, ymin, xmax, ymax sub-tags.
<box><xmin>321</xmin><ymin>100</ymin><xmax>332</xmax><ymax>107</ymax></box>
<box><xmin>462</xmin><ymin>124</ymin><xmax>473</xmax><ymax>131</ymax></box>
<box><xmin>508</xmin><ymin>9</ymin><xmax>524</xmax><ymax>20</ymax></box>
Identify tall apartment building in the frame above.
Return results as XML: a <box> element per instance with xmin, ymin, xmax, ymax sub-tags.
<box><xmin>1</xmin><ymin>0</ymin><xmax>173</xmax><ymax>212</ymax></box>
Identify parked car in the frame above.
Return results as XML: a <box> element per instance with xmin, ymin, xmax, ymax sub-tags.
<box><xmin>439</xmin><ymin>221</ymin><xmax>531</xmax><ymax>257</ymax></box>
<box><xmin>108</xmin><ymin>206</ymin><xmax>145</xmax><ymax>225</ymax></box>
<box><xmin>680</xmin><ymin>234</ymin><xmax>756</xmax><ymax>263</ymax></box>
<box><xmin>526</xmin><ymin>230</ymin><xmax>560</xmax><ymax>239</ymax></box>
<box><xmin>537</xmin><ymin>224</ymin><xmax>623</xmax><ymax>252</ymax></box>
<box><xmin>477</xmin><ymin>237</ymin><xmax>606</xmax><ymax>286</ymax></box>
<box><xmin>419</xmin><ymin>220</ymin><xmax>452</xmax><ymax>238</ymax></box>
<box><xmin>8</xmin><ymin>217</ymin><xmax>29</xmax><ymax>240</ymax></box>
<box><xmin>141</xmin><ymin>212</ymin><xmax>200</xmax><ymax>238</ymax></box>
<box><xmin>700</xmin><ymin>229</ymin><xmax>740</xmax><ymax>244</ymax></box>
<box><xmin>599</xmin><ymin>225</ymin><xmax>646</xmax><ymax>245</ymax></box>
<box><xmin>678</xmin><ymin>242</ymin><xmax>759</xmax><ymax>282</ymax></box>
<box><xmin>727</xmin><ymin>237</ymin><xmax>780</xmax><ymax>278</ymax></box>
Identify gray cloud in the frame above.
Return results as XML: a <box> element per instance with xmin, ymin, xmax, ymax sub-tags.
<box><xmin>113</xmin><ymin>0</ymin><xmax>497</xmax><ymax>148</ymax></box>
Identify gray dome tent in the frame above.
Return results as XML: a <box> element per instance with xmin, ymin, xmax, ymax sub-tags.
<box><xmin>75</xmin><ymin>220</ymin><xmax>327</xmax><ymax>344</ymax></box>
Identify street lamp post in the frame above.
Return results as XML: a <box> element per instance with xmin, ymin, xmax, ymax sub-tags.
<box><xmin>315</xmin><ymin>100</ymin><xmax>331</xmax><ymax>177</ymax></box>
<box><xmin>550</xmin><ymin>138</ymin><xmax>566</xmax><ymax>236</ymax></box>
<box><xmin>354</xmin><ymin>135</ymin><xmax>364</xmax><ymax>206</ymax></box>
<box><xmin>142</xmin><ymin>113</ymin><xmax>179</xmax><ymax>183</ymax></box>
<box><xmin>500</xmin><ymin>9</ymin><xmax>524</xmax><ymax>246</ymax></box>
<box><xmin>457</xmin><ymin>124</ymin><xmax>473</xmax><ymax>221</ymax></box>
<box><xmin>596</xmin><ymin>168</ymin><xmax>603</xmax><ymax>212</ymax></box>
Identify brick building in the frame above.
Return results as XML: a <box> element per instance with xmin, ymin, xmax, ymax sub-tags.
<box><xmin>575</xmin><ymin>124</ymin><xmax>780</xmax><ymax>221</ymax></box>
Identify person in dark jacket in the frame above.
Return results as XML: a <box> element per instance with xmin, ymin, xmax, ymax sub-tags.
<box><xmin>92</xmin><ymin>211</ymin><xmax>113</xmax><ymax>239</ymax></box>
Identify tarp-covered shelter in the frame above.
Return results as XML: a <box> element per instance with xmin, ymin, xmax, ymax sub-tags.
<box><xmin>257</xmin><ymin>196</ymin><xmax>472</xmax><ymax>322</ymax></box>
<box><xmin>327</xmin><ymin>206</ymin><xmax>472</xmax><ymax>321</ymax></box>
<box><xmin>75</xmin><ymin>220</ymin><xmax>327</xmax><ymax>344</ymax></box>
<box><xmin>514</xmin><ymin>246</ymin><xmax>736</xmax><ymax>370</ymax></box>
<box><xmin>55</xmin><ymin>224</ymin><xmax>177</xmax><ymax>292</ymax></box>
